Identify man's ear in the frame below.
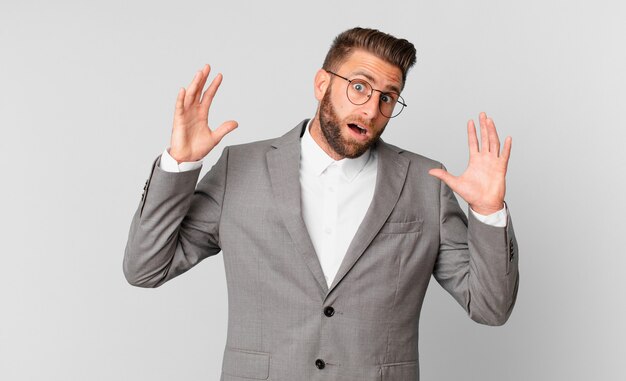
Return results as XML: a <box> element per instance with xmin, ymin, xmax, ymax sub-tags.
<box><xmin>314</xmin><ymin>69</ymin><xmax>330</xmax><ymax>101</ymax></box>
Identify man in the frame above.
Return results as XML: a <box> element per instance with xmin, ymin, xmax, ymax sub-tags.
<box><xmin>124</xmin><ymin>27</ymin><xmax>518</xmax><ymax>380</ymax></box>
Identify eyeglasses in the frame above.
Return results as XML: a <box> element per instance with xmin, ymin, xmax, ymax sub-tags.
<box><xmin>326</xmin><ymin>70</ymin><xmax>407</xmax><ymax>118</ymax></box>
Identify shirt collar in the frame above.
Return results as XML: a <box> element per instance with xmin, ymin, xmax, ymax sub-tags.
<box><xmin>301</xmin><ymin>119</ymin><xmax>372</xmax><ymax>182</ymax></box>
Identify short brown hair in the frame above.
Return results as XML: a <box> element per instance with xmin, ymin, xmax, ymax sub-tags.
<box><xmin>322</xmin><ymin>27</ymin><xmax>417</xmax><ymax>89</ymax></box>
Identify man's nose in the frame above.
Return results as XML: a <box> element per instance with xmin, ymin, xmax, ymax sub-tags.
<box><xmin>359</xmin><ymin>93</ymin><xmax>381</xmax><ymax>118</ymax></box>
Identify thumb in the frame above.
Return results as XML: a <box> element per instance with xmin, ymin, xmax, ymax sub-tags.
<box><xmin>428</xmin><ymin>168</ymin><xmax>457</xmax><ymax>187</ymax></box>
<box><xmin>212</xmin><ymin>120</ymin><xmax>239</xmax><ymax>144</ymax></box>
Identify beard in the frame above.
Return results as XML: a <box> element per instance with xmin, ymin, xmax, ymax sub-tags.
<box><xmin>318</xmin><ymin>88</ymin><xmax>386</xmax><ymax>159</ymax></box>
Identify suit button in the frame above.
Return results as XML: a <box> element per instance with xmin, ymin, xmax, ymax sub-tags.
<box><xmin>324</xmin><ymin>306</ymin><xmax>335</xmax><ymax>317</ymax></box>
<box><xmin>315</xmin><ymin>359</ymin><xmax>325</xmax><ymax>369</ymax></box>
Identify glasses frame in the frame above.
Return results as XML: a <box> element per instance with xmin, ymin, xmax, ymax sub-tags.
<box><xmin>326</xmin><ymin>70</ymin><xmax>407</xmax><ymax>118</ymax></box>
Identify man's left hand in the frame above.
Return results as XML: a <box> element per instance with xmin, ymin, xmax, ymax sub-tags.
<box><xmin>428</xmin><ymin>112</ymin><xmax>512</xmax><ymax>215</ymax></box>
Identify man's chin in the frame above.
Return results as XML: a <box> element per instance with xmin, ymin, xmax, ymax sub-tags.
<box><xmin>340</xmin><ymin>137</ymin><xmax>374</xmax><ymax>159</ymax></box>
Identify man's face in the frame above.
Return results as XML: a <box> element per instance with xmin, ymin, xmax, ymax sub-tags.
<box><xmin>317</xmin><ymin>50</ymin><xmax>404</xmax><ymax>159</ymax></box>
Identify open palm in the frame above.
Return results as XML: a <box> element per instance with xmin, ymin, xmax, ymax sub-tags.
<box><xmin>169</xmin><ymin>64</ymin><xmax>238</xmax><ymax>163</ymax></box>
<box><xmin>429</xmin><ymin>112</ymin><xmax>512</xmax><ymax>215</ymax></box>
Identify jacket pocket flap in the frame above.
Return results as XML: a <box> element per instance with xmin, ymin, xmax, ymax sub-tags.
<box><xmin>381</xmin><ymin>360</ymin><xmax>418</xmax><ymax>380</ymax></box>
<box><xmin>222</xmin><ymin>348</ymin><xmax>270</xmax><ymax>380</ymax></box>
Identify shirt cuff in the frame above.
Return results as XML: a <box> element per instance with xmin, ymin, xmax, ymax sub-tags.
<box><xmin>469</xmin><ymin>204</ymin><xmax>508</xmax><ymax>227</ymax></box>
<box><xmin>160</xmin><ymin>148</ymin><xmax>203</xmax><ymax>173</ymax></box>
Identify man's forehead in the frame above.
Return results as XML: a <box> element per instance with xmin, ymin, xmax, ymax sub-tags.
<box><xmin>339</xmin><ymin>50</ymin><xmax>403</xmax><ymax>93</ymax></box>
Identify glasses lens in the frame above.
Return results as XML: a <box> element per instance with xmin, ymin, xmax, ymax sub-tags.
<box><xmin>380</xmin><ymin>93</ymin><xmax>405</xmax><ymax>118</ymax></box>
<box><xmin>346</xmin><ymin>79</ymin><xmax>372</xmax><ymax>105</ymax></box>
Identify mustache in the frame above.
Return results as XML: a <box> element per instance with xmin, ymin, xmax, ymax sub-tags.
<box><xmin>344</xmin><ymin>117</ymin><xmax>374</xmax><ymax>130</ymax></box>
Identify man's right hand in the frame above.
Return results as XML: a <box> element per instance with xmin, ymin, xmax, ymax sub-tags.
<box><xmin>169</xmin><ymin>64</ymin><xmax>238</xmax><ymax>163</ymax></box>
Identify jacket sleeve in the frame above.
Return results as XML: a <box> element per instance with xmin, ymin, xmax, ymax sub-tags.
<box><xmin>123</xmin><ymin>147</ymin><xmax>230</xmax><ymax>288</ymax></box>
<box><xmin>432</xmin><ymin>167</ymin><xmax>519</xmax><ymax>326</ymax></box>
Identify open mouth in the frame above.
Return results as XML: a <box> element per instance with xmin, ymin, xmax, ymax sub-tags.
<box><xmin>348</xmin><ymin>123</ymin><xmax>367</xmax><ymax>136</ymax></box>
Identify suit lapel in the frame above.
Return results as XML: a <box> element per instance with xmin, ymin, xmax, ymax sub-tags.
<box><xmin>267</xmin><ymin>121</ymin><xmax>329</xmax><ymax>295</ymax></box>
<box><xmin>328</xmin><ymin>141</ymin><xmax>410</xmax><ymax>294</ymax></box>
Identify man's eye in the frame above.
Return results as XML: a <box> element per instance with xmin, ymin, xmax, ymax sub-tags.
<box><xmin>381</xmin><ymin>93</ymin><xmax>399</xmax><ymax>104</ymax></box>
<box><xmin>352</xmin><ymin>83</ymin><xmax>366</xmax><ymax>92</ymax></box>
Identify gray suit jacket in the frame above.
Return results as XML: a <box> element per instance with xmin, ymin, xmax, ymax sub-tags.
<box><xmin>124</xmin><ymin>120</ymin><xmax>519</xmax><ymax>381</ymax></box>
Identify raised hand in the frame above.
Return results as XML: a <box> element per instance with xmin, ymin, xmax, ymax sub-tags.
<box><xmin>169</xmin><ymin>64</ymin><xmax>238</xmax><ymax>163</ymax></box>
<box><xmin>428</xmin><ymin>112</ymin><xmax>512</xmax><ymax>215</ymax></box>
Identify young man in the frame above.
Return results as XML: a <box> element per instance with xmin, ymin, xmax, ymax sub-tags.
<box><xmin>124</xmin><ymin>27</ymin><xmax>518</xmax><ymax>381</ymax></box>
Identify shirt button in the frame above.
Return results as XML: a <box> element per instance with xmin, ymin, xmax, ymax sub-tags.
<box><xmin>315</xmin><ymin>359</ymin><xmax>326</xmax><ymax>369</ymax></box>
<box><xmin>324</xmin><ymin>227</ymin><xmax>332</xmax><ymax>234</ymax></box>
<box><xmin>328</xmin><ymin>186</ymin><xmax>334</xmax><ymax>192</ymax></box>
<box><xmin>324</xmin><ymin>306</ymin><xmax>335</xmax><ymax>317</ymax></box>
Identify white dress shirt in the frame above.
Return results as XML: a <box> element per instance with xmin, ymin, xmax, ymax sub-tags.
<box><xmin>299</xmin><ymin>122</ymin><xmax>378</xmax><ymax>286</ymax></box>
<box><xmin>160</xmin><ymin>120</ymin><xmax>507</xmax><ymax>287</ymax></box>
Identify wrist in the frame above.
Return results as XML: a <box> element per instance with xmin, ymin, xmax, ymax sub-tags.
<box><xmin>470</xmin><ymin>202</ymin><xmax>504</xmax><ymax>216</ymax></box>
<box><xmin>168</xmin><ymin>148</ymin><xmax>194</xmax><ymax>164</ymax></box>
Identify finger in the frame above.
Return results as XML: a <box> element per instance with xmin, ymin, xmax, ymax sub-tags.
<box><xmin>200</xmin><ymin>73</ymin><xmax>224</xmax><ymax>111</ymax></box>
<box><xmin>174</xmin><ymin>87</ymin><xmax>185</xmax><ymax>116</ymax></box>
<box><xmin>486</xmin><ymin>117</ymin><xmax>500</xmax><ymax>155</ymax></box>
<box><xmin>428</xmin><ymin>168</ymin><xmax>458</xmax><ymax>189</ymax></box>
<box><xmin>479</xmin><ymin>112</ymin><xmax>489</xmax><ymax>153</ymax></box>
<box><xmin>467</xmin><ymin>119</ymin><xmax>479</xmax><ymax>155</ymax></box>
<box><xmin>184</xmin><ymin>70</ymin><xmax>203</xmax><ymax>108</ymax></box>
<box><xmin>193</xmin><ymin>64</ymin><xmax>211</xmax><ymax>104</ymax></box>
<box><xmin>211</xmin><ymin>120</ymin><xmax>239</xmax><ymax>144</ymax></box>
<box><xmin>501</xmin><ymin>136</ymin><xmax>512</xmax><ymax>165</ymax></box>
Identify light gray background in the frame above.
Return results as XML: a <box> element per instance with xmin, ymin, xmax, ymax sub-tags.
<box><xmin>2</xmin><ymin>0</ymin><xmax>624</xmax><ymax>380</ymax></box>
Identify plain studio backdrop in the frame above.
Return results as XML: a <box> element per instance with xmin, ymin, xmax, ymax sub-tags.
<box><xmin>1</xmin><ymin>1</ymin><xmax>624</xmax><ymax>380</ymax></box>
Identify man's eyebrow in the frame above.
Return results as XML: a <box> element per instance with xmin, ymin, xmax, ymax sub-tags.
<box><xmin>352</xmin><ymin>70</ymin><xmax>401</xmax><ymax>94</ymax></box>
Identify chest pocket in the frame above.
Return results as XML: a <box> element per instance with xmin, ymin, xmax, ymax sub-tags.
<box><xmin>378</xmin><ymin>219</ymin><xmax>423</xmax><ymax>234</ymax></box>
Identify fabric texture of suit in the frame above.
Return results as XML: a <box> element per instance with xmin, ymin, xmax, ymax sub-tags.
<box><xmin>124</xmin><ymin>120</ymin><xmax>519</xmax><ymax>381</ymax></box>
